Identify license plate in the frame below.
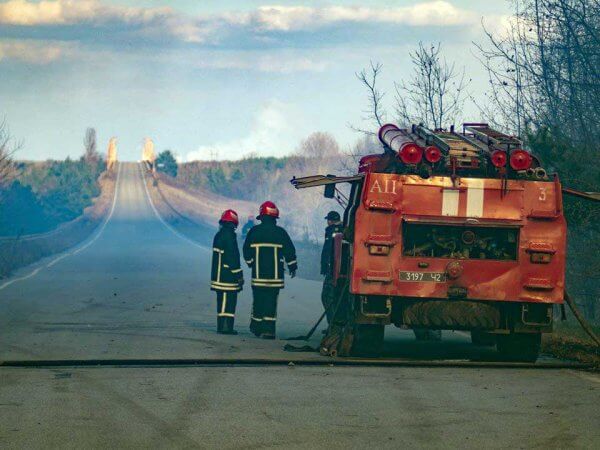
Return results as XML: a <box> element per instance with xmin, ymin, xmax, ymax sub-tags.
<box><xmin>399</xmin><ymin>271</ymin><xmax>447</xmax><ymax>282</ymax></box>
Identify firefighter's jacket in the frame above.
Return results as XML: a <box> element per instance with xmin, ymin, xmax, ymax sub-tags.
<box><xmin>320</xmin><ymin>222</ymin><xmax>344</xmax><ymax>276</ymax></box>
<box><xmin>243</xmin><ymin>218</ymin><xmax>297</xmax><ymax>289</ymax></box>
<box><xmin>211</xmin><ymin>224</ymin><xmax>243</xmax><ymax>292</ymax></box>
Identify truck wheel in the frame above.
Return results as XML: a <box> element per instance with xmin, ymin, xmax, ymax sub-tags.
<box><xmin>471</xmin><ymin>330</ymin><xmax>495</xmax><ymax>346</ymax></box>
<box><xmin>351</xmin><ymin>324</ymin><xmax>385</xmax><ymax>357</ymax></box>
<box><xmin>496</xmin><ymin>332</ymin><xmax>541</xmax><ymax>362</ymax></box>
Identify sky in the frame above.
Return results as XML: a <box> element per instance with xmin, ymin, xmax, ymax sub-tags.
<box><xmin>0</xmin><ymin>0</ymin><xmax>513</xmax><ymax>161</ymax></box>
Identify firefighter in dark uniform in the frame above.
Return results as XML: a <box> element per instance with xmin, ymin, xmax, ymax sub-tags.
<box><xmin>210</xmin><ymin>209</ymin><xmax>244</xmax><ymax>335</ymax></box>
<box><xmin>243</xmin><ymin>201</ymin><xmax>297</xmax><ymax>339</ymax></box>
<box><xmin>321</xmin><ymin>211</ymin><xmax>344</xmax><ymax>324</ymax></box>
<box><xmin>241</xmin><ymin>215</ymin><xmax>254</xmax><ymax>240</ymax></box>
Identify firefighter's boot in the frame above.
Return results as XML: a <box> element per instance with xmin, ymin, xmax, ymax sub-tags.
<box><xmin>217</xmin><ymin>317</ymin><xmax>226</xmax><ymax>334</ymax></box>
<box><xmin>221</xmin><ymin>317</ymin><xmax>238</xmax><ymax>335</ymax></box>
<box><xmin>261</xmin><ymin>320</ymin><xmax>276</xmax><ymax>339</ymax></box>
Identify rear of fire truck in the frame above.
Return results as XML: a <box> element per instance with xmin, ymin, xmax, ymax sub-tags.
<box><xmin>292</xmin><ymin>123</ymin><xmax>566</xmax><ymax>362</ymax></box>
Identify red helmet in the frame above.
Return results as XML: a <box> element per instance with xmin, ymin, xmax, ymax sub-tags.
<box><xmin>220</xmin><ymin>209</ymin><xmax>239</xmax><ymax>226</ymax></box>
<box><xmin>258</xmin><ymin>201</ymin><xmax>279</xmax><ymax>219</ymax></box>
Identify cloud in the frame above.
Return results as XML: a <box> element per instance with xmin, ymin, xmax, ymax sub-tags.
<box><xmin>186</xmin><ymin>100</ymin><xmax>300</xmax><ymax>161</ymax></box>
<box><xmin>0</xmin><ymin>1</ymin><xmax>482</xmax><ymax>44</ymax></box>
<box><xmin>0</xmin><ymin>2</ymin><xmax>492</xmax><ymax>68</ymax></box>
<box><xmin>0</xmin><ymin>0</ymin><xmax>208</xmax><ymax>43</ymax></box>
<box><xmin>0</xmin><ymin>0</ymin><xmax>169</xmax><ymax>25</ymax></box>
<box><xmin>0</xmin><ymin>39</ymin><xmax>74</xmax><ymax>63</ymax></box>
<box><xmin>245</xmin><ymin>2</ymin><xmax>477</xmax><ymax>31</ymax></box>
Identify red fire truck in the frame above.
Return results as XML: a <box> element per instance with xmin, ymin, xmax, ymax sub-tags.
<box><xmin>292</xmin><ymin>123</ymin><xmax>573</xmax><ymax>362</ymax></box>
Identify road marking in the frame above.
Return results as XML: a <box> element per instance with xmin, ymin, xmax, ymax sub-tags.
<box><xmin>0</xmin><ymin>163</ymin><xmax>122</xmax><ymax>291</ymax></box>
<box><xmin>138</xmin><ymin>163</ymin><xmax>206</xmax><ymax>250</ymax></box>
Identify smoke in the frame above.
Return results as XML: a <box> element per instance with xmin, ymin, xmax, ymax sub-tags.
<box><xmin>141</xmin><ymin>137</ymin><xmax>155</xmax><ymax>162</ymax></box>
<box><xmin>186</xmin><ymin>100</ymin><xmax>304</xmax><ymax>161</ymax></box>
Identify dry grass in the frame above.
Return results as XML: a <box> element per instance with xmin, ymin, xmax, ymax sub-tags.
<box><xmin>543</xmin><ymin>320</ymin><xmax>600</xmax><ymax>368</ymax></box>
<box><xmin>154</xmin><ymin>172</ymin><xmax>256</xmax><ymax>225</ymax></box>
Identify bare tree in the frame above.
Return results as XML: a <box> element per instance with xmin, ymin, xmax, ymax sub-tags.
<box><xmin>476</xmin><ymin>0</ymin><xmax>600</xmax><ymax>147</ymax></box>
<box><xmin>350</xmin><ymin>61</ymin><xmax>387</xmax><ymax>136</ymax></box>
<box><xmin>296</xmin><ymin>132</ymin><xmax>340</xmax><ymax>159</ymax></box>
<box><xmin>0</xmin><ymin>121</ymin><xmax>19</xmax><ymax>191</ymax></box>
<box><xmin>395</xmin><ymin>42</ymin><xmax>470</xmax><ymax>129</ymax></box>
<box><xmin>340</xmin><ymin>134</ymin><xmax>379</xmax><ymax>174</ymax></box>
<box><xmin>83</xmin><ymin>127</ymin><xmax>100</xmax><ymax>165</ymax></box>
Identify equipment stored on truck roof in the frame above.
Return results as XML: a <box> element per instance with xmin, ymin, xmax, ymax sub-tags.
<box><xmin>291</xmin><ymin>123</ymin><xmax>599</xmax><ymax>362</ymax></box>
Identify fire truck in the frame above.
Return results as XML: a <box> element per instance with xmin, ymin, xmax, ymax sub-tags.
<box><xmin>292</xmin><ymin>123</ymin><xmax>587</xmax><ymax>362</ymax></box>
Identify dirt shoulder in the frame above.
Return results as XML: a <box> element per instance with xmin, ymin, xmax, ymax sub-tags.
<box><xmin>0</xmin><ymin>170</ymin><xmax>116</xmax><ymax>278</ymax></box>
<box><xmin>152</xmin><ymin>172</ymin><xmax>256</xmax><ymax>225</ymax></box>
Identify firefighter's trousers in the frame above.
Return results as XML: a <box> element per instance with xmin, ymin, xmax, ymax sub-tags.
<box><xmin>216</xmin><ymin>291</ymin><xmax>238</xmax><ymax>333</ymax></box>
<box><xmin>250</xmin><ymin>286</ymin><xmax>280</xmax><ymax>336</ymax></box>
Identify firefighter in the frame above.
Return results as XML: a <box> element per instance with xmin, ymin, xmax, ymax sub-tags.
<box><xmin>321</xmin><ymin>211</ymin><xmax>344</xmax><ymax>324</ymax></box>
<box><xmin>210</xmin><ymin>209</ymin><xmax>244</xmax><ymax>335</ymax></box>
<box><xmin>241</xmin><ymin>215</ymin><xmax>254</xmax><ymax>240</ymax></box>
<box><xmin>243</xmin><ymin>201</ymin><xmax>297</xmax><ymax>339</ymax></box>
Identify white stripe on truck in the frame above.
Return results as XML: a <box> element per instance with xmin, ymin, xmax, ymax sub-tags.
<box><xmin>466</xmin><ymin>178</ymin><xmax>485</xmax><ymax>218</ymax></box>
<box><xmin>442</xmin><ymin>189</ymin><xmax>460</xmax><ymax>216</ymax></box>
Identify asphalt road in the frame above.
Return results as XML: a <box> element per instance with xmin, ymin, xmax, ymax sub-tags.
<box><xmin>0</xmin><ymin>162</ymin><xmax>598</xmax><ymax>449</ymax></box>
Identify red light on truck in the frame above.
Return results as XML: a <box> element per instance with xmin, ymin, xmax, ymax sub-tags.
<box><xmin>424</xmin><ymin>146</ymin><xmax>442</xmax><ymax>163</ymax></box>
<box><xmin>398</xmin><ymin>143</ymin><xmax>423</xmax><ymax>165</ymax></box>
<box><xmin>491</xmin><ymin>150</ymin><xmax>507</xmax><ymax>168</ymax></box>
<box><xmin>509</xmin><ymin>149</ymin><xmax>533</xmax><ymax>170</ymax></box>
<box><xmin>446</xmin><ymin>261</ymin><xmax>464</xmax><ymax>279</ymax></box>
<box><xmin>368</xmin><ymin>244</ymin><xmax>390</xmax><ymax>256</ymax></box>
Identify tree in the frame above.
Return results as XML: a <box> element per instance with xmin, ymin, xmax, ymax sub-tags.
<box><xmin>83</xmin><ymin>127</ymin><xmax>100</xmax><ymax>165</ymax></box>
<box><xmin>350</xmin><ymin>61</ymin><xmax>386</xmax><ymax>136</ymax></box>
<box><xmin>353</xmin><ymin>44</ymin><xmax>469</xmax><ymax>138</ymax></box>
<box><xmin>296</xmin><ymin>132</ymin><xmax>340</xmax><ymax>159</ymax></box>
<box><xmin>476</xmin><ymin>0</ymin><xmax>599</xmax><ymax>148</ymax></box>
<box><xmin>156</xmin><ymin>150</ymin><xmax>178</xmax><ymax>178</ymax></box>
<box><xmin>395</xmin><ymin>42</ymin><xmax>470</xmax><ymax>129</ymax></box>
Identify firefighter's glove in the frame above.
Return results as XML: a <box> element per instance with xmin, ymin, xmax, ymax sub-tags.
<box><xmin>290</xmin><ymin>268</ymin><xmax>297</xmax><ymax>278</ymax></box>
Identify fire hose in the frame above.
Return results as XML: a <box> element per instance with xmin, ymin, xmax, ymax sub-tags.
<box><xmin>283</xmin><ymin>280</ymin><xmax>349</xmax><ymax>353</ymax></box>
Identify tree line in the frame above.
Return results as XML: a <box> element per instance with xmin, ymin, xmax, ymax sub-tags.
<box><xmin>0</xmin><ymin>126</ymin><xmax>104</xmax><ymax>236</ymax></box>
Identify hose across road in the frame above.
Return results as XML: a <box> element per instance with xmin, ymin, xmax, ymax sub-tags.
<box><xmin>0</xmin><ymin>357</ymin><xmax>592</xmax><ymax>369</ymax></box>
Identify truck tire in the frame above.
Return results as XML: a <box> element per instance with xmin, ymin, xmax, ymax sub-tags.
<box><xmin>351</xmin><ymin>324</ymin><xmax>385</xmax><ymax>357</ymax></box>
<box><xmin>496</xmin><ymin>332</ymin><xmax>541</xmax><ymax>362</ymax></box>
<box><xmin>471</xmin><ymin>330</ymin><xmax>496</xmax><ymax>346</ymax></box>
